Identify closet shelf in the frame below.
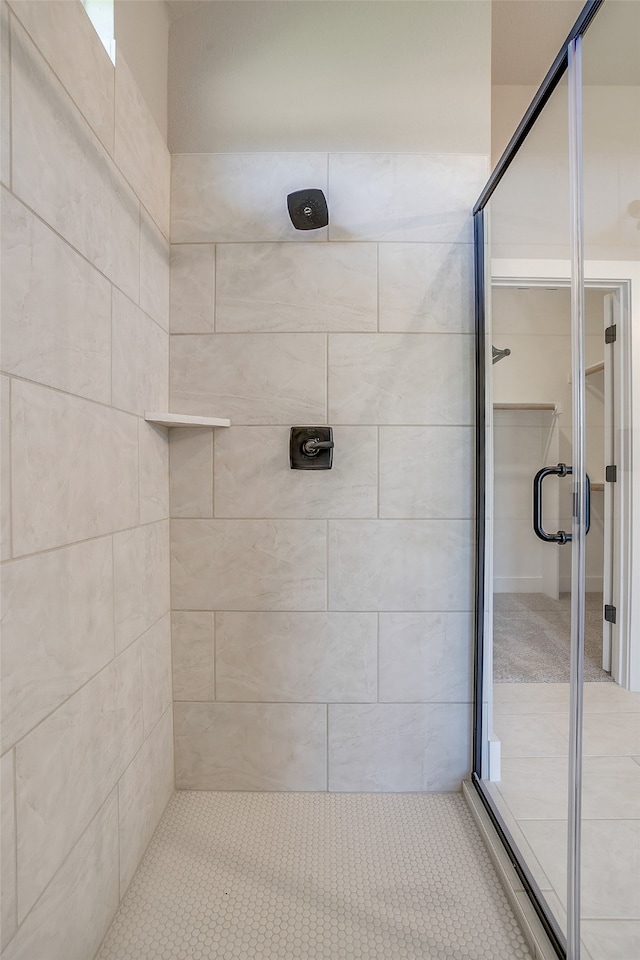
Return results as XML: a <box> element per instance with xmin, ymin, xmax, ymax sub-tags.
<box><xmin>586</xmin><ymin>361</ymin><xmax>605</xmax><ymax>377</ymax></box>
<box><xmin>493</xmin><ymin>402</ymin><xmax>559</xmax><ymax>413</ymax></box>
<box><xmin>145</xmin><ymin>412</ymin><xmax>231</xmax><ymax>428</ymax></box>
<box><xmin>591</xmin><ymin>482</ymin><xmax>605</xmax><ymax>492</ymax></box>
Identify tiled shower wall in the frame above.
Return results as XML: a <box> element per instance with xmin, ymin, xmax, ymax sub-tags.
<box><xmin>1</xmin><ymin>3</ymin><xmax>172</xmax><ymax>957</ymax></box>
<box><xmin>169</xmin><ymin>151</ymin><xmax>488</xmax><ymax>792</ymax></box>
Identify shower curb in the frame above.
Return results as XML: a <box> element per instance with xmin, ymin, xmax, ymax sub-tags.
<box><xmin>462</xmin><ymin>781</ymin><xmax>559</xmax><ymax>960</ymax></box>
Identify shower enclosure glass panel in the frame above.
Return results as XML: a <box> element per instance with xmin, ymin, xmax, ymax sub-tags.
<box><xmin>579</xmin><ymin>3</ymin><xmax>640</xmax><ymax>955</ymax></box>
<box><xmin>479</xmin><ymin>72</ymin><xmax>575</xmax><ymax>949</ymax></box>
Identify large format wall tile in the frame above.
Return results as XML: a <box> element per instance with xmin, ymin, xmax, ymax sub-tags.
<box><xmin>171</xmin><ymin>334</ymin><xmax>326</xmax><ymax>424</ymax></box>
<box><xmin>115</xmin><ymin>54</ymin><xmax>170</xmax><ymax>237</ymax></box>
<box><xmin>140</xmin><ymin>615</ymin><xmax>172</xmax><ymax>737</ymax></box>
<box><xmin>1</xmin><ymin>749</ymin><xmax>16</xmax><ymax>949</ymax></box>
<box><xmin>328</xmin><ymin>153</ymin><xmax>487</xmax><ymax>242</ymax></box>
<box><xmin>214</xmin><ymin>426</ymin><xmax>377</xmax><ymax>519</ymax></box>
<box><xmin>328</xmin><ymin>520</ymin><xmax>474</xmax><ymax>611</ymax></box>
<box><xmin>118</xmin><ymin>706</ymin><xmax>173</xmax><ymax>895</ymax></box>
<box><xmin>328</xmin><ymin>334</ymin><xmax>473</xmax><ymax>425</ymax></box>
<box><xmin>1</xmin><ymin>189</ymin><xmax>111</xmax><ymax>403</ymax></box>
<box><xmin>11</xmin><ymin>21</ymin><xmax>139</xmax><ymax>301</ymax></box>
<box><xmin>379</xmin><ymin>426</ymin><xmax>473</xmax><ymax>518</ymax></box>
<box><xmin>171</xmin><ymin>611</ymin><xmax>215</xmax><ymax>701</ymax></box>
<box><xmin>171</xmin><ymin>153</ymin><xmax>328</xmax><ymax>243</ymax></box>
<box><xmin>140</xmin><ymin>213</ymin><xmax>170</xmax><ymax>331</ymax></box>
<box><xmin>10</xmin><ymin>380</ymin><xmax>138</xmax><ymax>556</ymax></box>
<box><xmin>1</xmin><ymin>375</ymin><xmax>10</xmax><ymax>560</ymax></box>
<box><xmin>328</xmin><ymin>703</ymin><xmax>471</xmax><ymax>791</ymax></box>
<box><xmin>138</xmin><ymin>421</ymin><xmax>169</xmax><ymax>524</ymax></box>
<box><xmin>169</xmin><ymin>427</ymin><xmax>213</xmax><ymax>519</ymax></box>
<box><xmin>215</xmin><ymin>612</ymin><xmax>377</xmax><ymax>702</ymax></box>
<box><xmin>8</xmin><ymin>0</ymin><xmax>114</xmax><ymax>152</ymax></box>
<box><xmin>3</xmin><ymin>792</ymin><xmax>119</xmax><ymax>960</ymax></box>
<box><xmin>1</xmin><ymin>536</ymin><xmax>114</xmax><ymax>752</ymax></box>
<box><xmin>15</xmin><ymin>643</ymin><xmax>143</xmax><ymax>919</ymax></box>
<box><xmin>378</xmin><ymin>613</ymin><xmax>473</xmax><ymax>702</ymax></box>
<box><xmin>170</xmin><ymin>244</ymin><xmax>215</xmax><ymax>334</ymax></box>
<box><xmin>378</xmin><ymin>242</ymin><xmax>473</xmax><ymax>333</ymax></box>
<box><xmin>171</xmin><ymin>519</ymin><xmax>326</xmax><ymax>611</ymax></box>
<box><xmin>215</xmin><ymin>242</ymin><xmax>377</xmax><ymax>332</ymax></box>
<box><xmin>112</xmin><ymin>289</ymin><xmax>168</xmax><ymax>417</ymax></box>
<box><xmin>113</xmin><ymin>521</ymin><xmax>170</xmax><ymax>653</ymax></box>
<box><xmin>174</xmin><ymin>702</ymin><xmax>327</xmax><ymax>790</ymax></box>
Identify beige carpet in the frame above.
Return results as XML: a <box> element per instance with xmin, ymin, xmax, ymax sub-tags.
<box><xmin>493</xmin><ymin>593</ymin><xmax>612</xmax><ymax>683</ymax></box>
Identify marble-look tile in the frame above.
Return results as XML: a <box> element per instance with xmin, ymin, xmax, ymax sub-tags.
<box><xmin>140</xmin><ymin>212</ymin><xmax>170</xmax><ymax>331</ymax></box>
<box><xmin>113</xmin><ymin>520</ymin><xmax>170</xmax><ymax>653</ymax></box>
<box><xmin>115</xmin><ymin>53</ymin><xmax>170</xmax><ymax>237</ymax></box>
<box><xmin>581</xmin><ymin>920</ymin><xmax>640</xmax><ymax>960</ymax></box>
<box><xmin>15</xmin><ymin>643</ymin><xmax>143</xmax><ymax>919</ymax></box>
<box><xmin>328</xmin><ymin>520</ymin><xmax>473</xmax><ymax>611</ymax></box>
<box><xmin>379</xmin><ymin>426</ymin><xmax>473</xmax><ymax>518</ymax></box>
<box><xmin>10</xmin><ymin>380</ymin><xmax>138</xmax><ymax>556</ymax></box>
<box><xmin>1</xmin><ymin>375</ymin><xmax>11</xmax><ymax>560</ymax></box>
<box><xmin>1</xmin><ymin>749</ymin><xmax>16</xmax><ymax>950</ymax></box>
<box><xmin>171</xmin><ymin>519</ymin><xmax>326</xmax><ymax>611</ymax></box>
<box><xmin>112</xmin><ymin>288</ymin><xmax>168</xmax><ymax>417</ymax></box>
<box><xmin>11</xmin><ymin>21</ymin><xmax>139</xmax><ymax>301</ymax></box>
<box><xmin>118</xmin><ymin>706</ymin><xmax>173</xmax><ymax>895</ymax></box>
<box><xmin>493</xmin><ymin>714</ymin><xmax>569</xmax><ymax>759</ymax></box>
<box><xmin>1</xmin><ymin>537</ymin><xmax>114</xmax><ymax>752</ymax></box>
<box><xmin>328</xmin><ymin>334</ymin><xmax>473</xmax><ymax>425</ymax></box>
<box><xmin>378</xmin><ymin>242</ymin><xmax>474</xmax><ymax>333</ymax></box>
<box><xmin>328</xmin><ymin>703</ymin><xmax>471</xmax><ymax>791</ymax></box>
<box><xmin>8</xmin><ymin>0</ymin><xmax>114</xmax><ymax>152</ymax></box>
<box><xmin>497</xmin><ymin>756</ymin><xmax>640</xmax><ymax>821</ymax></box>
<box><xmin>1</xmin><ymin>188</ymin><xmax>111</xmax><ymax>403</ymax></box>
<box><xmin>170</xmin><ymin>244</ymin><xmax>215</xmax><ymax>334</ymax></box>
<box><xmin>583</xmin><ymin>683</ymin><xmax>640</xmax><ymax>714</ymax></box>
<box><xmin>140</xmin><ymin>615</ymin><xmax>172</xmax><ymax>737</ymax></box>
<box><xmin>139</xmin><ymin>420</ymin><xmax>169</xmax><ymax>524</ymax></box>
<box><xmin>169</xmin><ymin>427</ymin><xmax>213</xmax><ymax>519</ymax></box>
<box><xmin>3</xmin><ymin>792</ymin><xmax>119</xmax><ymax>960</ymax></box>
<box><xmin>328</xmin><ymin>153</ymin><xmax>487</xmax><ymax>242</ymax></box>
<box><xmin>520</xmin><ymin>819</ymin><xmax>640</xmax><ymax>919</ymax></box>
<box><xmin>215</xmin><ymin>612</ymin><xmax>377</xmax><ymax>702</ymax></box>
<box><xmin>171</xmin><ymin>333</ymin><xmax>326</xmax><ymax>425</ymax></box>
<box><xmin>214</xmin><ymin>426</ymin><xmax>377</xmax><ymax>519</ymax></box>
<box><xmin>215</xmin><ymin>242</ymin><xmax>377</xmax><ymax>332</ymax></box>
<box><xmin>1</xmin><ymin>2</ymin><xmax>10</xmax><ymax>187</ymax></box>
<box><xmin>378</xmin><ymin>613</ymin><xmax>473</xmax><ymax>702</ymax></box>
<box><xmin>171</xmin><ymin>153</ymin><xmax>328</xmax><ymax>243</ymax></box>
<box><xmin>174</xmin><ymin>702</ymin><xmax>327</xmax><ymax>791</ymax></box>
<box><xmin>171</xmin><ymin>611</ymin><xmax>215</xmax><ymax>702</ymax></box>
<box><xmin>494</xmin><ymin>682</ymin><xmax>570</xmax><ymax>715</ymax></box>
<box><xmin>582</xmin><ymin>712</ymin><xmax>640</xmax><ymax>758</ymax></box>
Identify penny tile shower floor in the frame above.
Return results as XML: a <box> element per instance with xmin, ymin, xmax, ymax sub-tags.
<box><xmin>96</xmin><ymin>791</ymin><xmax>532</xmax><ymax>960</ymax></box>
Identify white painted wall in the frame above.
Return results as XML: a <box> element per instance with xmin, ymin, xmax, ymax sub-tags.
<box><xmin>168</xmin><ymin>0</ymin><xmax>490</xmax><ymax>154</ymax></box>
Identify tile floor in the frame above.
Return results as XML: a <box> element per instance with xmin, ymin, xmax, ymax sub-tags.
<box><xmin>490</xmin><ymin>681</ymin><xmax>640</xmax><ymax>960</ymax></box>
<box><xmin>96</xmin><ymin>791</ymin><xmax>533</xmax><ymax>960</ymax></box>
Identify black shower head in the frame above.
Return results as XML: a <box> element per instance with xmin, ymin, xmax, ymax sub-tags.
<box><xmin>287</xmin><ymin>189</ymin><xmax>329</xmax><ymax>230</ymax></box>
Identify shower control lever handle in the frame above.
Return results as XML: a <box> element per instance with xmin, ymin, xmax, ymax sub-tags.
<box><xmin>302</xmin><ymin>438</ymin><xmax>335</xmax><ymax>457</ymax></box>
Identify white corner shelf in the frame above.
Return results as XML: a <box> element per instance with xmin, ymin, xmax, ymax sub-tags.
<box><xmin>145</xmin><ymin>412</ymin><xmax>231</xmax><ymax>428</ymax></box>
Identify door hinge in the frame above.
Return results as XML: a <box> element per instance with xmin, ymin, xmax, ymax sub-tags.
<box><xmin>606</xmin><ymin>465</ymin><xmax>617</xmax><ymax>482</ymax></box>
<box><xmin>605</xmin><ymin>324</ymin><xmax>617</xmax><ymax>344</ymax></box>
<box><xmin>604</xmin><ymin>604</ymin><xmax>617</xmax><ymax>624</ymax></box>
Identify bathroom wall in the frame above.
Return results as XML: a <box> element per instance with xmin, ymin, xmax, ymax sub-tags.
<box><xmin>168</xmin><ymin>150</ymin><xmax>487</xmax><ymax>792</ymax></box>
<box><xmin>166</xmin><ymin>0</ymin><xmax>490</xmax><ymax>796</ymax></box>
<box><xmin>0</xmin><ymin>2</ymin><xmax>172</xmax><ymax>957</ymax></box>
<box><xmin>114</xmin><ymin>0</ymin><xmax>169</xmax><ymax>140</ymax></box>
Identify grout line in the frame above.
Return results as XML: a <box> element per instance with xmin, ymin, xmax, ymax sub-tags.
<box><xmin>377</xmin><ymin>612</ymin><xmax>380</xmax><ymax>704</ymax></box>
<box><xmin>172</xmin><ymin>699</ymin><xmax>472</xmax><ymax>706</ymax></box>
<box><xmin>11</xmin><ymin>746</ymin><xmax>18</xmax><ymax>939</ymax></box>
<box><xmin>1</xmin><ymin>516</ymin><xmax>168</xmax><ymax>566</ymax></box>
<box><xmin>212</xmin><ymin>243</ymin><xmax>217</xmax><ymax>332</ymax></box>
<box><xmin>6</xmin><ymin>376</ymin><xmax>13</xmax><ymax>560</ymax></box>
